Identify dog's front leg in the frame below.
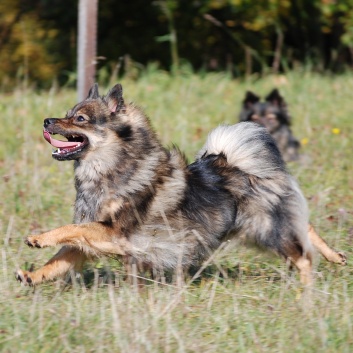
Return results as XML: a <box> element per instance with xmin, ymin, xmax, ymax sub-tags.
<box><xmin>24</xmin><ymin>222</ymin><xmax>128</xmax><ymax>255</ymax></box>
<box><xmin>15</xmin><ymin>246</ymin><xmax>87</xmax><ymax>286</ymax></box>
<box><xmin>16</xmin><ymin>222</ymin><xmax>132</xmax><ymax>286</ymax></box>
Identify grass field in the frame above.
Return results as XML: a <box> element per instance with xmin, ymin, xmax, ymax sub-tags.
<box><xmin>0</xmin><ymin>70</ymin><xmax>352</xmax><ymax>352</ymax></box>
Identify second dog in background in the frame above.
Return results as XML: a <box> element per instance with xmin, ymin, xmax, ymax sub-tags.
<box><xmin>239</xmin><ymin>89</ymin><xmax>300</xmax><ymax>162</ymax></box>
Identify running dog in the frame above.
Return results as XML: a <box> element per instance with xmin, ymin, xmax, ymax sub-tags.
<box><xmin>16</xmin><ymin>84</ymin><xmax>346</xmax><ymax>286</ymax></box>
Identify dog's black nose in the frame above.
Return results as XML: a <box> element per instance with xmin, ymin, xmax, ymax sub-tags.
<box><xmin>43</xmin><ymin>118</ymin><xmax>57</xmax><ymax>128</ymax></box>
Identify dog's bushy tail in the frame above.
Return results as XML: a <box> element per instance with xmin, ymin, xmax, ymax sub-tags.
<box><xmin>196</xmin><ymin>122</ymin><xmax>285</xmax><ymax>178</ymax></box>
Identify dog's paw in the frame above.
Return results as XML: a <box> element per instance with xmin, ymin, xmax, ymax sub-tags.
<box><xmin>25</xmin><ymin>236</ymin><xmax>46</xmax><ymax>248</ymax></box>
<box><xmin>15</xmin><ymin>269</ymin><xmax>33</xmax><ymax>286</ymax></box>
<box><xmin>336</xmin><ymin>251</ymin><xmax>347</xmax><ymax>266</ymax></box>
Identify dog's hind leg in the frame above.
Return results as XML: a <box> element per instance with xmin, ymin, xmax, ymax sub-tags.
<box><xmin>23</xmin><ymin>222</ymin><xmax>129</xmax><ymax>255</ymax></box>
<box><xmin>293</xmin><ymin>255</ymin><xmax>313</xmax><ymax>285</ymax></box>
<box><xmin>308</xmin><ymin>224</ymin><xmax>347</xmax><ymax>265</ymax></box>
<box><xmin>279</xmin><ymin>239</ymin><xmax>313</xmax><ymax>285</ymax></box>
<box><xmin>15</xmin><ymin>246</ymin><xmax>87</xmax><ymax>286</ymax></box>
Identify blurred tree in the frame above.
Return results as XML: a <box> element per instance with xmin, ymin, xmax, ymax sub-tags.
<box><xmin>0</xmin><ymin>0</ymin><xmax>58</xmax><ymax>88</ymax></box>
<box><xmin>319</xmin><ymin>0</ymin><xmax>353</xmax><ymax>69</ymax></box>
<box><xmin>154</xmin><ymin>0</ymin><xmax>179</xmax><ymax>73</ymax></box>
<box><xmin>0</xmin><ymin>0</ymin><xmax>77</xmax><ymax>89</ymax></box>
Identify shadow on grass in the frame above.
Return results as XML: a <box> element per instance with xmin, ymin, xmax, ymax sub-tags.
<box><xmin>61</xmin><ymin>261</ymin><xmax>284</xmax><ymax>290</ymax></box>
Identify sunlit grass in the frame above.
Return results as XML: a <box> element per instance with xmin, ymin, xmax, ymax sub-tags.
<box><xmin>0</xmin><ymin>70</ymin><xmax>352</xmax><ymax>352</ymax></box>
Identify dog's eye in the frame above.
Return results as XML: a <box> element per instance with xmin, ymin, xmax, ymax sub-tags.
<box><xmin>76</xmin><ymin>115</ymin><xmax>86</xmax><ymax>122</ymax></box>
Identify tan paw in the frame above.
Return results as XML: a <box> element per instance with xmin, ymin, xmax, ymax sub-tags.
<box><xmin>15</xmin><ymin>269</ymin><xmax>33</xmax><ymax>286</ymax></box>
<box><xmin>336</xmin><ymin>251</ymin><xmax>347</xmax><ymax>266</ymax></box>
<box><xmin>25</xmin><ymin>236</ymin><xmax>48</xmax><ymax>248</ymax></box>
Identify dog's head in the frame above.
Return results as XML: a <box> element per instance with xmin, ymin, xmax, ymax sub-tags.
<box><xmin>239</xmin><ymin>89</ymin><xmax>291</xmax><ymax>133</ymax></box>
<box><xmin>43</xmin><ymin>83</ymin><xmax>130</xmax><ymax>161</ymax></box>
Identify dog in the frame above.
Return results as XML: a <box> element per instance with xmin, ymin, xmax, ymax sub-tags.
<box><xmin>15</xmin><ymin>83</ymin><xmax>346</xmax><ymax>287</ymax></box>
<box><xmin>239</xmin><ymin>89</ymin><xmax>300</xmax><ymax>162</ymax></box>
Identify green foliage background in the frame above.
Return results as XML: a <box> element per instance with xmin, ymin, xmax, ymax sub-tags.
<box><xmin>1</xmin><ymin>0</ymin><xmax>353</xmax><ymax>89</ymax></box>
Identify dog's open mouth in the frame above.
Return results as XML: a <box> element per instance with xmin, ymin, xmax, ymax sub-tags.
<box><xmin>43</xmin><ymin>129</ymin><xmax>88</xmax><ymax>157</ymax></box>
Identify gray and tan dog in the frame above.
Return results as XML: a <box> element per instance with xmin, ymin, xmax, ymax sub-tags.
<box><xmin>16</xmin><ymin>84</ymin><xmax>346</xmax><ymax>286</ymax></box>
<box><xmin>239</xmin><ymin>89</ymin><xmax>300</xmax><ymax>162</ymax></box>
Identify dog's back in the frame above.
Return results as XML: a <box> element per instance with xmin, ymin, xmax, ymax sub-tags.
<box><xmin>130</xmin><ymin>123</ymin><xmax>311</xmax><ymax>273</ymax></box>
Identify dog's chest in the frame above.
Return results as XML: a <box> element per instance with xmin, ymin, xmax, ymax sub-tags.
<box><xmin>73</xmin><ymin>178</ymin><xmax>112</xmax><ymax>223</ymax></box>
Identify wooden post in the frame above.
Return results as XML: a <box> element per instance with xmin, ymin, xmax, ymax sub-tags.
<box><xmin>77</xmin><ymin>0</ymin><xmax>98</xmax><ymax>102</ymax></box>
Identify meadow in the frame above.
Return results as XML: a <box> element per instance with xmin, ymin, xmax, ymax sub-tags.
<box><xmin>0</xmin><ymin>69</ymin><xmax>352</xmax><ymax>352</ymax></box>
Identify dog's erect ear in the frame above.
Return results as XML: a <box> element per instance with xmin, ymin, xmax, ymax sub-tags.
<box><xmin>104</xmin><ymin>84</ymin><xmax>126</xmax><ymax>113</ymax></box>
<box><xmin>86</xmin><ymin>83</ymin><xmax>100</xmax><ymax>100</ymax></box>
<box><xmin>266</xmin><ymin>88</ymin><xmax>291</xmax><ymax>124</ymax></box>
<box><xmin>243</xmin><ymin>91</ymin><xmax>260</xmax><ymax>108</ymax></box>
<box><xmin>265</xmin><ymin>89</ymin><xmax>285</xmax><ymax>107</ymax></box>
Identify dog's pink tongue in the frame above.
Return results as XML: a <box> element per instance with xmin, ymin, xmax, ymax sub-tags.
<box><xmin>43</xmin><ymin>129</ymin><xmax>79</xmax><ymax>148</ymax></box>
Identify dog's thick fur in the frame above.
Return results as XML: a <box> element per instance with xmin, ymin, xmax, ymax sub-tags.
<box><xmin>16</xmin><ymin>84</ymin><xmax>346</xmax><ymax>286</ymax></box>
<box><xmin>239</xmin><ymin>89</ymin><xmax>300</xmax><ymax>162</ymax></box>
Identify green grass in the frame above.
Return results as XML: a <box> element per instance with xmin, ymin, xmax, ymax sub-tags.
<box><xmin>1</xmin><ymin>70</ymin><xmax>353</xmax><ymax>352</ymax></box>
